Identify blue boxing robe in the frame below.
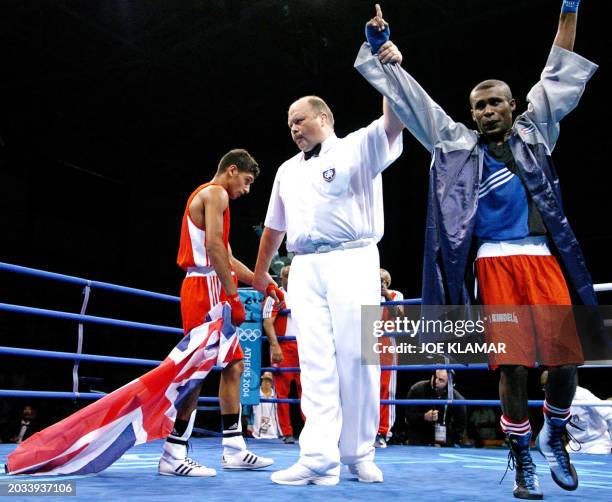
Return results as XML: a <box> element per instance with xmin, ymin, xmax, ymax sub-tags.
<box><xmin>356</xmin><ymin>43</ymin><xmax>612</xmax><ymax>362</ymax></box>
<box><xmin>354</xmin><ymin>43</ymin><xmax>599</xmax><ymax>308</ymax></box>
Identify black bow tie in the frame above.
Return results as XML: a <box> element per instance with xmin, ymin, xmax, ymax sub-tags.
<box><xmin>304</xmin><ymin>143</ymin><xmax>321</xmax><ymax>160</ymax></box>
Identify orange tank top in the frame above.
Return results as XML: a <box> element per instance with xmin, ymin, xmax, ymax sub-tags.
<box><xmin>176</xmin><ymin>182</ymin><xmax>230</xmax><ymax>271</ymax></box>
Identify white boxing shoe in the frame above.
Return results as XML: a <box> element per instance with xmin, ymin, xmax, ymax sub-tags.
<box><xmin>221</xmin><ymin>450</ymin><xmax>274</xmax><ymax>470</ymax></box>
<box><xmin>271</xmin><ymin>462</ymin><xmax>339</xmax><ymax>486</ymax></box>
<box><xmin>158</xmin><ymin>455</ymin><xmax>217</xmax><ymax>477</ymax></box>
<box><xmin>159</xmin><ymin>438</ymin><xmax>216</xmax><ymax>477</ymax></box>
<box><xmin>348</xmin><ymin>461</ymin><xmax>383</xmax><ymax>483</ymax></box>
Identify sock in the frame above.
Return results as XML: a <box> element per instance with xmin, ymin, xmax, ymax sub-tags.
<box><xmin>172</xmin><ymin>418</ymin><xmax>189</xmax><ymax>437</ymax></box>
<box><xmin>543</xmin><ymin>400</ymin><xmax>571</xmax><ymax>423</ymax></box>
<box><xmin>500</xmin><ymin>415</ymin><xmax>531</xmax><ymax>437</ymax></box>
<box><xmin>222</xmin><ymin>413</ymin><xmax>240</xmax><ymax>434</ymax></box>
<box><xmin>163</xmin><ymin>410</ymin><xmax>197</xmax><ymax>459</ymax></box>
<box><xmin>166</xmin><ymin>410</ymin><xmax>197</xmax><ymax>452</ymax></box>
<box><xmin>168</xmin><ymin>409</ymin><xmax>197</xmax><ymax>440</ymax></box>
<box><xmin>222</xmin><ymin>411</ymin><xmax>246</xmax><ymax>455</ymax></box>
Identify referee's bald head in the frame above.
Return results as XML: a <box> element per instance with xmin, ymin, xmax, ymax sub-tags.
<box><xmin>291</xmin><ymin>95</ymin><xmax>335</xmax><ymax>128</ymax></box>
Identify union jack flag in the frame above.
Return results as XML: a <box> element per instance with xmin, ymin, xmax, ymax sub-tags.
<box><xmin>6</xmin><ymin>302</ymin><xmax>237</xmax><ymax>476</ymax></box>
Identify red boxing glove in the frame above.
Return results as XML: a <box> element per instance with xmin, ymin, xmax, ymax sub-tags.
<box><xmin>228</xmin><ymin>293</ymin><xmax>246</xmax><ymax>327</ymax></box>
<box><xmin>266</xmin><ymin>283</ymin><xmax>285</xmax><ymax>305</ymax></box>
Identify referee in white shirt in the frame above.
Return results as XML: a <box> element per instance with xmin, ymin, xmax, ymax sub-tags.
<box><xmin>253</xmin><ymin>33</ymin><xmax>405</xmax><ymax>485</ymax></box>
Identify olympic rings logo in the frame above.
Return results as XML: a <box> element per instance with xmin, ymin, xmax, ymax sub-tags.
<box><xmin>237</xmin><ymin>328</ymin><xmax>261</xmax><ymax>342</ymax></box>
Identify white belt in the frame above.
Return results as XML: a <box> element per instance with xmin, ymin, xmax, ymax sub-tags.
<box><xmin>476</xmin><ymin>236</ymin><xmax>551</xmax><ymax>259</ymax></box>
<box><xmin>186</xmin><ymin>266</ymin><xmax>216</xmax><ymax>278</ymax></box>
<box><xmin>294</xmin><ymin>237</ymin><xmax>374</xmax><ymax>255</ymax></box>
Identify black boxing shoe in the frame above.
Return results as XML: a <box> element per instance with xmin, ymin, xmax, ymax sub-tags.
<box><xmin>504</xmin><ymin>432</ymin><xmax>543</xmax><ymax>500</ymax></box>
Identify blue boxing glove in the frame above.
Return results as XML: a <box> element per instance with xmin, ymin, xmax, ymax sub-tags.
<box><xmin>365</xmin><ymin>23</ymin><xmax>390</xmax><ymax>55</ymax></box>
<box><xmin>561</xmin><ymin>0</ymin><xmax>580</xmax><ymax>13</ymax></box>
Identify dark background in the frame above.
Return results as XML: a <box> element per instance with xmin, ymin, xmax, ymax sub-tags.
<box><xmin>0</xmin><ymin>1</ymin><xmax>610</xmax><ymax>435</ymax></box>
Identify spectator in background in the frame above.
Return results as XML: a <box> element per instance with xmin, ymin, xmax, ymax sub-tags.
<box><xmin>541</xmin><ymin>371</ymin><xmax>612</xmax><ymax>454</ymax></box>
<box><xmin>4</xmin><ymin>405</ymin><xmax>38</xmax><ymax>444</ymax></box>
<box><xmin>375</xmin><ymin>268</ymin><xmax>404</xmax><ymax>448</ymax></box>
<box><xmin>262</xmin><ymin>265</ymin><xmax>302</xmax><ymax>444</ymax></box>
<box><xmin>245</xmin><ymin>372</ymin><xmax>282</xmax><ymax>440</ymax></box>
<box><xmin>405</xmin><ymin>370</ymin><xmax>467</xmax><ymax>446</ymax></box>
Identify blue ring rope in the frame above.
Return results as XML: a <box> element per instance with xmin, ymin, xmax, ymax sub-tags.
<box><xmin>0</xmin><ymin>346</ymin><xmax>226</xmax><ymax>371</ymax></box>
<box><xmin>0</xmin><ymin>390</ymin><xmax>223</xmax><ymax>404</ymax></box>
<box><xmin>2</xmin><ymin>261</ymin><xmax>611</xmax><ymax>409</ymax></box>
<box><xmin>0</xmin><ymin>346</ymin><xmax>159</xmax><ymax>366</ymax></box>
<box><xmin>2</xmin><ymin>390</ymin><xmax>610</xmax><ymax>408</ymax></box>
<box><xmin>2</xmin><ymin>347</ymin><xmax>608</xmax><ymax>372</ymax></box>
<box><xmin>3</xmin><ymin>261</ymin><xmax>611</xmax><ymax>308</ymax></box>
<box><xmin>278</xmin><ymin>297</ymin><xmax>423</xmax><ymax>317</ymax></box>
<box><xmin>0</xmin><ymin>302</ymin><xmax>183</xmax><ymax>335</ymax></box>
<box><xmin>0</xmin><ymin>262</ymin><xmax>180</xmax><ymax>302</ymax></box>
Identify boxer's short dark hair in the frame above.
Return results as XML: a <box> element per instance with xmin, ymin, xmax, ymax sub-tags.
<box><xmin>217</xmin><ymin>149</ymin><xmax>260</xmax><ymax>178</ymax></box>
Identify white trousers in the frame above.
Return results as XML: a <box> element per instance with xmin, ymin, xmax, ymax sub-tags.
<box><xmin>289</xmin><ymin>243</ymin><xmax>381</xmax><ymax>474</ymax></box>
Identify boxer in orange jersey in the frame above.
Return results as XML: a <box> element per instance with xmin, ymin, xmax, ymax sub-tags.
<box><xmin>159</xmin><ymin>148</ymin><xmax>281</xmax><ymax>477</ymax></box>
<box><xmin>375</xmin><ymin>268</ymin><xmax>404</xmax><ymax>448</ymax></box>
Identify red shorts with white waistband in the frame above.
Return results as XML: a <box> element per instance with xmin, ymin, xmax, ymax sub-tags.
<box><xmin>475</xmin><ymin>254</ymin><xmax>583</xmax><ymax>368</ymax></box>
<box><xmin>180</xmin><ymin>275</ymin><xmax>243</xmax><ymax>362</ymax></box>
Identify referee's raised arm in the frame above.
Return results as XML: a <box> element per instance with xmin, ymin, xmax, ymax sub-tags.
<box><xmin>366</xmin><ymin>4</ymin><xmax>404</xmax><ymax>145</ymax></box>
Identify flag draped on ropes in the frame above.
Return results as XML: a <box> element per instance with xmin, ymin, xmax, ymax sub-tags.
<box><xmin>6</xmin><ymin>302</ymin><xmax>238</xmax><ymax>475</ymax></box>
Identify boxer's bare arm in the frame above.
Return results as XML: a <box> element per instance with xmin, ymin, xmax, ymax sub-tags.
<box><xmin>263</xmin><ymin>317</ymin><xmax>283</xmax><ymax>363</ymax></box>
<box><xmin>196</xmin><ymin>185</ymin><xmax>238</xmax><ymax>296</ymax></box>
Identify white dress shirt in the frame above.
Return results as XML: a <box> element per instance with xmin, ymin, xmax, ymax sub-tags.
<box><xmin>265</xmin><ymin>117</ymin><xmax>402</xmax><ymax>253</ymax></box>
